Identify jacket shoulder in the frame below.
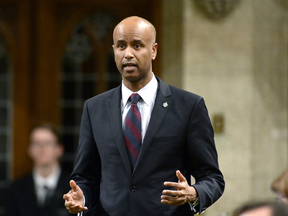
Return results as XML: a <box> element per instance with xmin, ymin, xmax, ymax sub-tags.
<box><xmin>8</xmin><ymin>174</ymin><xmax>34</xmax><ymax>192</ymax></box>
<box><xmin>85</xmin><ymin>86</ymin><xmax>120</xmax><ymax>105</ymax></box>
<box><xmin>156</xmin><ymin>76</ymin><xmax>202</xmax><ymax>102</ymax></box>
<box><xmin>169</xmin><ymin>85</ymin><xmax>201</xmax><ymax>98</ymax></box>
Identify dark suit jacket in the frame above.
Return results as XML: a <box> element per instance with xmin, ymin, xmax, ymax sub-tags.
<box><xmin>71</xmin><ymin>77</ymin><xmax>225</xmax><ymax>216</ymax></box>
<box><xmin>6</xmin><ymin>170</ymin><xmax>73</xmax><ymax>216</ymax></box>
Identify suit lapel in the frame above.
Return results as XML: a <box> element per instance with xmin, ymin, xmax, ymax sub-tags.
<box><xmin>135</xmin><ymin>78</ymin><xmax>172</xmax><ymax>169</ymax></box>
<box><xmin>107</xmin><ymin>87</ymin><xmax>132</xmax><ymax>173</ymax></box>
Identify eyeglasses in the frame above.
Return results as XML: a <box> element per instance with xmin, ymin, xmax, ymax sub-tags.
<box><xmin>30</xmin><ymin>141</ymin><xmax>58</xmax><ymax>148</ymax></box>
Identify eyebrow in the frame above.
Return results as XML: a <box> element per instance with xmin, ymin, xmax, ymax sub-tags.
<box><xmin>132</xmin><ymin>40</ymin><xmax>143</xmax><ymax>43</ymax></box>
<box><xmin>116</xmin><ymin>40</ymin><xmax>126</xmax><ymax>44</ymax></box>
<box><xmin>116</xmin><ymin>39</ymin><xmax>143</xmax><ymax>44</ymax></box>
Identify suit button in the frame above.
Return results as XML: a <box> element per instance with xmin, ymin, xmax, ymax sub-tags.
<box><xmin>130</xmin><ymin>185</ymin><xmax>137</xmax><ymax>192</ymax></box>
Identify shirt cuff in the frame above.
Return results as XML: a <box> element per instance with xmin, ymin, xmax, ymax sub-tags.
<box><xmin>188</xmin><ymin>197</ymin><xmax>199</xmax><ymax>213</ymax></box>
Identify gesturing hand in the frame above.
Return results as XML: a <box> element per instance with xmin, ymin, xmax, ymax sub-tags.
<box><xmin>161</xmin><ymin>170</ymin><xmax>198</xmax><ymax>206</ymax></box>
<box><xmin>63</xmin><ymin>180</ymin><xmax>88</xmax><ymax>214</ymax></box>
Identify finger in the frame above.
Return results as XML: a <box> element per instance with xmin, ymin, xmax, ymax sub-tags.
<box><xmin>176</xmin><ymin>170</ymin><xmax>186</xmax><ymax>182</ymax></box>
<box><xmin>65</xmin><ymin>202</ymin><xmax>75</xmax><ymax>208</ymax></box>
<box><xmin>71</xmin><ymin>205</ymin><xmax>88</xmax><ymax>211</ymax></box>
<box><xmin>161</xmin><ymin>195</ymin><xmax>179</xmax><ymax>201</ymax></box>
<box><xmin>64</xmin><ymin>195</ymin><xmax>74</xmax><ymax>205</ymax></box>
<box><xmin>66</xmin><ymin>206</ymin><xmax>82</xmax><ymax>214</ymax></box>
<box><xmin>161</xmin><ymin>195</ymin><xmax>175</xmax><ymax>204</ymax></box>
<box><xmin>63</xmin><ymin>193</ymin><xmax>69</xmax><ymax>200</ymax></box>
<box><xmin>70</xmin><ymin>180</ymin><xmax>78</xmax><ymax>192</ymax></box>
<box><xmin>161</xmin><ymin>195</ymin><xmax>184</xmax><ymax>206</ymax></box>
<box><xmin>69</xmin><ymin>205</ymin><xmax>88</xmax><ymax>212</ymax></box>
<box><xmin>163</xmin><ymin>189</ymin><xmax>182</xmax><ymax>197</ymax></box>
<box><xmin>163</xmin><ymin>181</ymin><xmax>183</xmax><ymax>189</ymax></box>
<box><xmin>63</xmin><ymin>192</ymin><xmax>73</xmax><ymax>200</ymax></box>
<box><xmin>162</xmin><ymin>194</ymin><xmax>186</xmax><ymax>202</ymax></box>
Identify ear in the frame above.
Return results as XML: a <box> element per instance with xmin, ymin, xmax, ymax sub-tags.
<box><xmin>56</xmin><ymin>144</ymin><xmax>64</xmax><ymax>158</ymax></box>
<box><xmin>112</xmin><ymin>44</ymin><xmax>116</xmax><ymax>61</ymax></box>
<box><xmin>151</xmin><ymin>43</ymin><xmax>158</xmax><ymax>60</ymax></box>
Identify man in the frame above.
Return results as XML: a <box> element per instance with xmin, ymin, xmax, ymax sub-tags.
<box><xmin>7</xmin><ymin>124</ymin><xmax>73</xmax><ymax>216</ymax></box>
<box><xmin>233</xmin><ymin>201</ymin><xmax>288</xmax><ymax>216</ymax></box>
<box><xmin>63</xmin><ymin>16</ymin><xmax>225</xmax><ymax>216</ymax></box>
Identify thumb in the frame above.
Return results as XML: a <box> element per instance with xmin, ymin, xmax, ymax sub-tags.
<box><xmin>70</xmin><ymin>180</ymin><xmax>78</xmax><ymax>192</ymax></box>
<box><xmin>176</xmin><ymin>170</ymin><xmax>186</xmax><ymax>182</ymax></box>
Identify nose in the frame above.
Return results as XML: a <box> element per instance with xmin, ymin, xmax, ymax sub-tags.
<box><xmin>124</xmin><ymin>47</ymin><xmax>134</xmax><ymax>59</ymax></box>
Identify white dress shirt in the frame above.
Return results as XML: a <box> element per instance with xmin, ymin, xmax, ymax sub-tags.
<box><xmin>33</xmin><ymin>165</ymin><xmax>61</xmax><ymax>205</ymax></box>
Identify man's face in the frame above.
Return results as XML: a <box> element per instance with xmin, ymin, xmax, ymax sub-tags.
<box><xmin>239</xmin><ymin>206</ymin><xmax>273</xmax><ymax>216</ymax></box>
<box><xmin>28</xmin><ymin>128</ymin><xmax>63</xmax><ymax>167</ymax></box>
<box><xmin>113</xmin><ymin>19</ymin><xmax>157</xmax><ymax>86</ymax></box>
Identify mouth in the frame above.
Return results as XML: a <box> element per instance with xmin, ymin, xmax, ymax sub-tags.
<box><xmin>123</xmin><ymin>62</ymin><xmax>137</xmax><ymax>71</ymax></box>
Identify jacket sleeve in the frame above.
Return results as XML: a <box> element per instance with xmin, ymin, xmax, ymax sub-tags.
<box><xmin>187</xmin><ymin>97</ymin><xmax>225</xmax><ymax>214</ymax></box>
<box><xmin>71</xmin><ymin>101</ymin><xmax>101</xmax><ymax>214</ymax></box>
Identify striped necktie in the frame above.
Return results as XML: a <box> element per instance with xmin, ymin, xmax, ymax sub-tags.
<box><xmin>124</xmin><ymin>93</ymin><xmax>142</xmax><ymax>170</ymax></box>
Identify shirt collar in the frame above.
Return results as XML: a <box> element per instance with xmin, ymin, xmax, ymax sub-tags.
<box><xmin>122</xmin><ymin>73</ymin><xmax>158</xmax><ymax>106</ymax></box>
<box><xmin>33</xmin><ymin>165</ymin><xmax>61</xmax><ymax>190</ymax></box>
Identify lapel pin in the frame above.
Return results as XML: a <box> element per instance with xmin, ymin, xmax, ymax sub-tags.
<box><xmin>163</xmin><ymin>102</ymin><xmax>168</xmax><ymax>108</ymax></box>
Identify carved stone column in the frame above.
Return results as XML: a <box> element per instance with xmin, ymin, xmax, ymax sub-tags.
<box><xmin>194</xmin><ymin>0</ymin><xmax>241</xmax><ymax>20</ymax></box>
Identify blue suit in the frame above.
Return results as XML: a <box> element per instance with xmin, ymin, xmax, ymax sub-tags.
<box><xmin>71</xmin><ymin>77</ymin><xmax>224</xmax><ymax>216</ymax></box>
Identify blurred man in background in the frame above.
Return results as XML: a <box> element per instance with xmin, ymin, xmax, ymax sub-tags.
<box><xmin>7</xmin><ymin>123</ymin><xmax>73</xmax><ymax>216</ymax></box>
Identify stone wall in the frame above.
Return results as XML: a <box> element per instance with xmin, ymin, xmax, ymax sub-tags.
<box><xmin>161</xmin><ymin>0</ymin><xmax>288</xmax><ymax>215</ymax></box>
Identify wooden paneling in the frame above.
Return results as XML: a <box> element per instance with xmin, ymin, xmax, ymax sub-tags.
<box><xmin>13</xmin><ymin>1</ymin><xmax>34</xmax><ymax>179</ymax></box>
<box><xmin>32</xmin><ymin>0</ymin><xmax>60</xmax><ymax>125</ymax></box>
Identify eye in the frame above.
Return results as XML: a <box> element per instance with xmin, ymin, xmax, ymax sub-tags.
<box><xmin>118</xmin><ymin>44</ymin><xmax>126</xmax><ymax>49</ymax></box>
<box><xmin>134</xmin><ymin>44</ymin><xmax>141</xmax><ymax>49</ymax></box>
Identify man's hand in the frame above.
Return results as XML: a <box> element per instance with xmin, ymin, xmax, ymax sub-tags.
<box><xmin>161</xmin><ymin>170</ymin><xmax>198</xmax><ymax>206</ymax></box>
<box><xmin>63</xmin><ymin>180</ymin><xmax>88</xmax><ymax>214</ymax></box>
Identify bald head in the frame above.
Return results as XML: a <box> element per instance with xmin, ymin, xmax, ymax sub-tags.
<box><xmin>113</xmin><ymin>16</ymin><xmax>156</xmax><ymax>44</ymax></box>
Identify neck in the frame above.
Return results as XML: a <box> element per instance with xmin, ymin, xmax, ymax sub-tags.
<box><xmin>34</xmin><ymin>163</ymin><xmax>58</xmax><ymax>178</ymax></box>
<box><xmin>123</xmin><ymin>72</ymin><xmax>153</xmax><ymax>92</ymax></box>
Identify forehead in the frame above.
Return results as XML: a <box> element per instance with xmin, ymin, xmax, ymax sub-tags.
<box><xmin>31</xmin><ymin>128</ymin><xmax>56</xmax><ymax>140</ymax></box>
<box><xmin>113</xmin><ymin>20</ymin><xmax>152</xmax><ymax>42</ymax></box>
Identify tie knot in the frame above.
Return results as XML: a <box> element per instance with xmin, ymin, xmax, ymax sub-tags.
<box><xmin>130</xmin><ymin>93</ymin><xmax>141</xmax><ymax>104</ymax></box>
<box><xmin>43</xmin><ymin>185</ymin><xmax>50</xmax><ymax>192</ymax></box>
